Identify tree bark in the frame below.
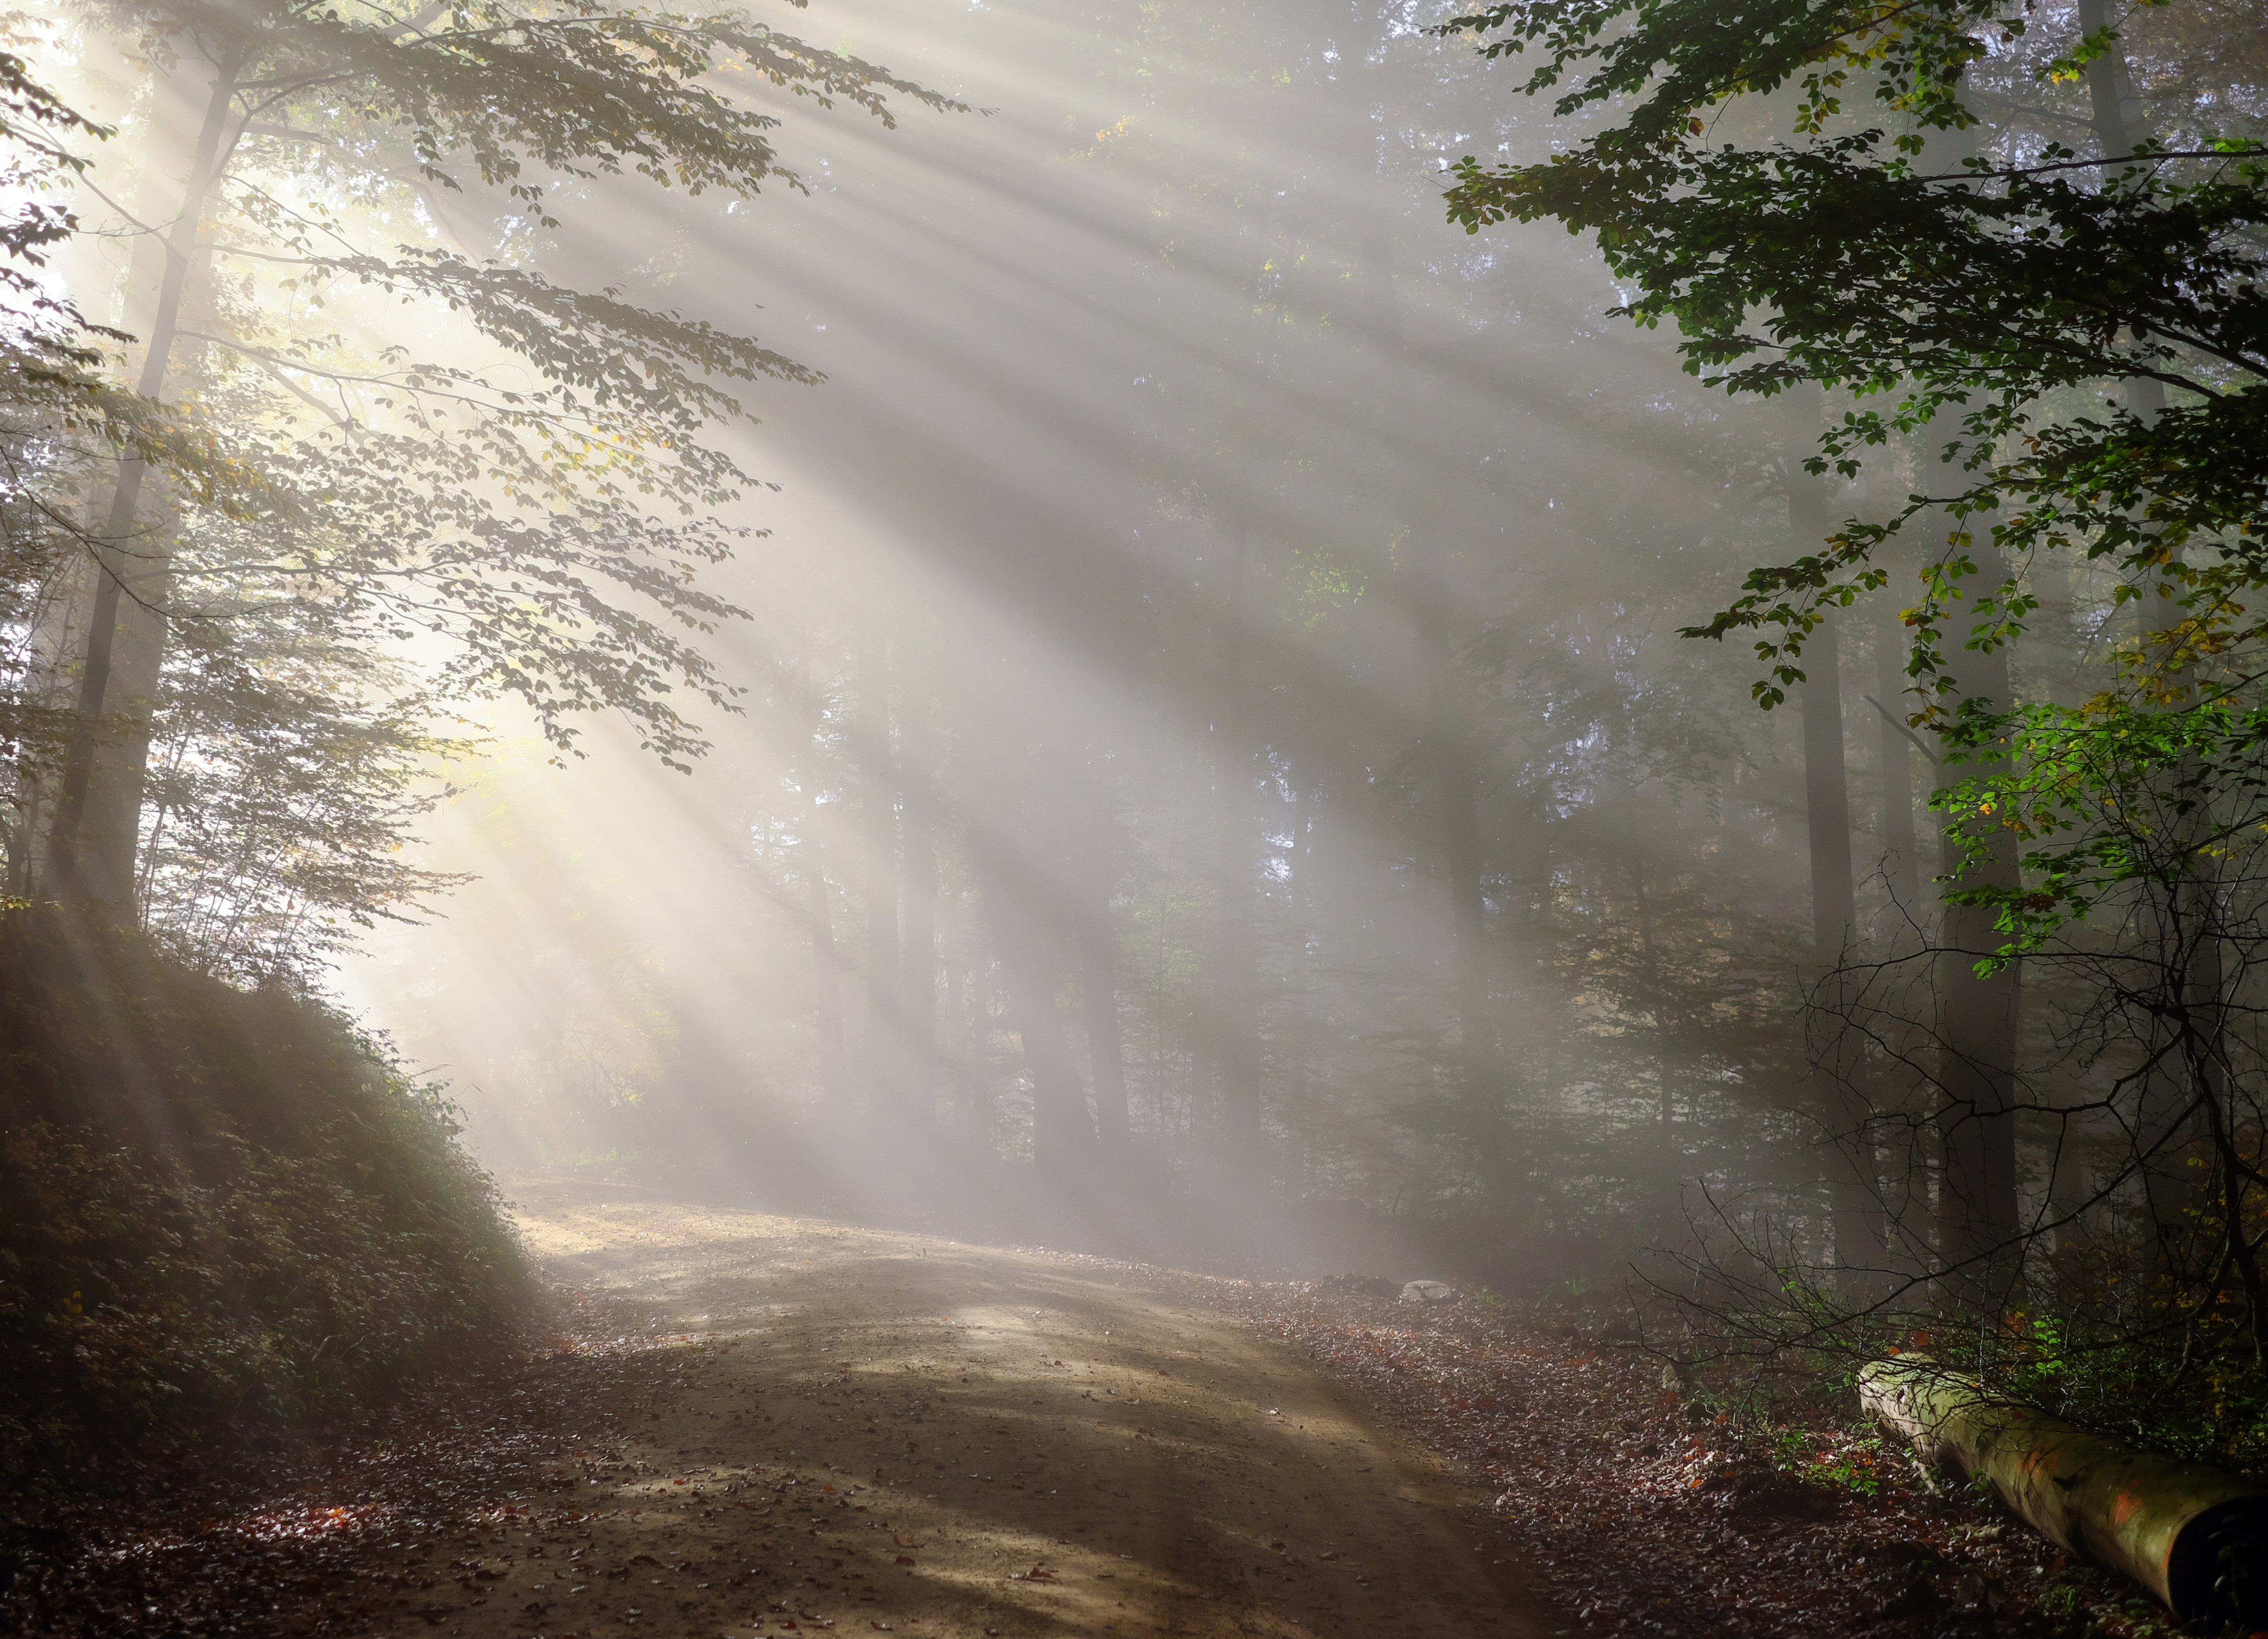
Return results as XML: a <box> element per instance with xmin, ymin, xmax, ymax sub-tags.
<box><xmin>1862</xmin><ymin>1357</ymin><xmax>2268</xmax><ymax>1628</ymax></box>
<box><xmin>49</xmin><ymin>41</ymin><xmax>245</xmax><ymax>917</ymax></box>
<box><xmin>2076</xmin><ymin>0</ymin><xmax>2146</xmax><ymax>170</ymax></box>
<box><xmin>1874</xmin><ymin>591</ymin><xmax>1922</xmax><ymax>910</ymax></box>
<box><xmin>996</xmin><ymin>902</ymin><xmax>1095</xmax><ymax>1177</ymax></box>
<box><xmin>809</xmin><ymin>861</ymin><xmax>849</xmax><ymax>1108</ymax></box>
<box><xmin>955</xmin><ymin>959</ymin><xmax>992</xmax><ymax>1146</ymax></box>
<box><xmin>1633</xmin><ymin>858</ymin><xmax>1677</xmax><ymax>1159</ymax></box>
<box><xmin>2076</xmin><ymin>9</ymin><xmax>2201</xmax><ymax>1239</ymax></box>
<box><xmin>1792</xmin><ymin>458</ymin><xmax>1890</xmax><ymax>1286</ymax></box>
<box><xmin>1934</xmin><ymin>554</ymin><xmax>2023</xmax><ymax>1308</ymax></box>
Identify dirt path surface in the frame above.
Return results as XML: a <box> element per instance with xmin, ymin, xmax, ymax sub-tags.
<box><xmin>368</xmin><ymin>1173</ymin><xmax>1559</xmax><ymax>1639</ymax></box>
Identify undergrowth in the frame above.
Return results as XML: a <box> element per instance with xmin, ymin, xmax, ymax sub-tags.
<box><xmin>0</xmin><ymin>908</ymin><xmax>530</xmax><ymax>1496</ymax></box>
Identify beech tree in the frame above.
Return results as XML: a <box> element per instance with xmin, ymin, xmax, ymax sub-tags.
<box><xmin>0</xmin><ymin>44</ymin><xmax>196</xmax><ymax>894</ymax></box>
<box><xmin>29</xmin><ymin>0</ymin><xmax>957</xmax><ymax>940</ymax></box>
<box><xmin>1439</xmin><ymin>0</ymin><xmax>2268</xmax><ymax>1358</ymax></box>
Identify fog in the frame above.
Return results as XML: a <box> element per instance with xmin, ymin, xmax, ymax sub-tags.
<box><xmin>25</xmin><ymin>0</ymin><xmax>1901</xmax><ymax>1286</ymax></box>
<box><xmin>273</xmin><ymin>0</ymin><xmax>1837</xmax><ymax>1282</ymax></box>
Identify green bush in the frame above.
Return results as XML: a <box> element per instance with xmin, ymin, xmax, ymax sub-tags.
<box><xmin>0</xmin><ymin>909</ymin><xmax>529</xmax><ymax>1486</ymax></box>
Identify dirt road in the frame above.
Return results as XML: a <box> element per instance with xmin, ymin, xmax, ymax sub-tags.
<box><xmin>370</xmin><ymin>1173</ymin><xmax>1560</xmax><ymax>1639</ymax></box>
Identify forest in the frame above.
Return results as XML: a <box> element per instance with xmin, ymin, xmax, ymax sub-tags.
<box><xmin>2</xmin><ymin>0</ymin><xmax>2265</xmax><ymax>1635</ymax></box>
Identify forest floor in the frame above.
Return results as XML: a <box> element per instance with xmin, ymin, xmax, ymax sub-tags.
<box><xmin>11</xmin><ymin>1175</ymin><xmax>2186</xmax><ymax>1639</ymax></box>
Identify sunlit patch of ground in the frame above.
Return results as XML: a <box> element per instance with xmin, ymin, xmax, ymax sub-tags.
<box><xmin>2</xmin><ymin>1175</ymin><xmax>1556</xmax><ymax>1638</ymax></box>
<box><xmin>305</xmin><ymin>1171</ymin><xmax>1556</xmax><ymax>1639</ymax></box>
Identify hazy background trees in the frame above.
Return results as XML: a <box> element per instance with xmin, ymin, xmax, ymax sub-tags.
<box><xmin>321</xmin><ymin>0</ymin><xmax>1858</xmax><ymax>1268</ymax></box>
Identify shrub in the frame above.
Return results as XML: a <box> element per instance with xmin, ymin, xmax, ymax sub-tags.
<box><xmin>0</xmin><ymin>909</ymin><xmax>529</xmax><ymax>1487</ymax></box>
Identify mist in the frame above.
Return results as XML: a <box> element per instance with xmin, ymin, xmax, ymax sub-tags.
<box><xmin>217</xmin><ymin>0</ymin><xmax>1817</xmax><ymax>1287</ymax></box>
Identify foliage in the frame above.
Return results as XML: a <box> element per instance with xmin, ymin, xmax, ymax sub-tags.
<box><xmin>75</xmin><ymin>0</ymin><xmax>960</xmax><ymax>763</ymax></box>
<box><xmin>0</xmin><ymin>34</ymin><xmax>113</xmax><ymax>366</ymax></box>
<box><xmin>135</xmin><ymin>615</ymin><xmax>478</xmax><ymax>983</ymax></box>
<box><xmin>1437</xmin><ymin>0</ymin><xmax>2267</xmax><ymax>718</ymax></box>
<box><xmin>1434</xmin><ymin>0</ymin><xmax>2268</xmax><ymax>971</ymax></box>
<box><xmin>0</xmin><ymin>907</ymin><xmax>529</xmax><ymax>1485</ymax></box>
<box><xmin>0</xmin><ymin>0</ymin><xmax>961</xmax><ymax>980</ymax></box>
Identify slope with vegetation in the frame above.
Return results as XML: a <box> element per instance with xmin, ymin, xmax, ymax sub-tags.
<box><xmin>0</xmin><ymin>908</ymin><xmax>527</xmax><ymax>1489</ymax></box>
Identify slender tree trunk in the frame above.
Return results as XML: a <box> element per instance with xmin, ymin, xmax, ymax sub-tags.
<box><xmin>2077</xmin><ymin>0</ymin><xmax>2145</xmax><ymax>170</ymax></box>
<box><xmin>1633</xmin><ymin>858</ymin><xmax>1677</xmax><ymax>1163</ymax></box>
<box><xmin>1874</xmin><ymin>592</ymin><xmax>1921</xmax><ymax>911</ymax></box>
<box><xmin>965</xmin><ymin>712</ymin><xmax>1096</xmax><ymax>1178</ymax></box>
<box><xmin>2078</xmin><ymin>8</ymin><xmax>2199</xmax><ymax>1238</ymax></box>
<box><xmin>1080</xmin><ymin>904</ymin><xmax>1131</xmax><ymax>1149</ymax></box>
<box><xmin>2016</xmin><ymin>554</ymin><xmax>2095</xmax><ymax>1259</ymax></box>
<box><xmin>1790</xmin><ymin>457</ymin><xmax>1891</xmax><ymax>1288</ymax></box>
<box><xmin>809</xmin><ymin>863</ymin><xmax>848</xmax><ymax>1108</ymax></box>
<box><xmin>1209</xmin><ymin>522</ymin><xmax>1264</xmax><ymax>1172</ymax></box>
<box><xmin>50</xmin><ymin>42</ymin><xmax>245</xmax><ymax>916</ymax></box>
<box><xmin>956</xmin><ymin>961</ymin><xmax>992</xmax><ymax>1147</ymax></box>
<box><xmin>855</xmin><ymin>619</ymin><xmax>900</xmax><ymax>1121</ymax></box>
<box><xmin>1411</xmin><ymin>515</ymin><xmax>1508</xmax><ymax>1203</ymax></box>
<box><xmin>1934</xmin><ymin>554</ymin><xmax>2023</xmax><ymax>1308</ymax></box>
<box><xmin>1805</xmin><ymin>612</ymin><xmax>1892</xmax><ymax>1282</ymax></box>
<box><xmin>997</xmin><ymin>906</ymin><xmax>1094</xmax><ymax>1177</ymax></box>
<box><xmin>2076</xmin><ymin>0</ymin><xmax>2167</xmax><ymax>434</ymax></box>
<box><xmin>900</xmin><ymin>778</ymin><xmax>937</xmax><ymax>1132</ymax></box>
<box><xmin>799</xmin><ymin>647</ymin><xmax>849</xmax><ymax>1110</ymax></box>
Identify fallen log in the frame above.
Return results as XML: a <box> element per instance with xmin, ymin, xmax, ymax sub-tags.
<box><xmin>1859</xmin><ymin>1356</ymin><xmax>2267</xmax><ymax>1630</ymax></box>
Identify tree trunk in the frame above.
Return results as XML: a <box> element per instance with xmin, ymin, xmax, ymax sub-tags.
<box><xmin>1874</xmin><ymin>592</ymin><xmax>1921</xmax><ymax>910</ymax></box>
<box><xmin>1633</xmin><ymin>858</ymin><xmax>1677</xmax><ymax>1165</ymax></box>
<box><xmin>966</xmin><ymin>737</ymin><xmax>1096</xmax><ymax>1178</ymax></box>
<box><xmin>1209</xmin><ymin>522</ymin><xmax>1264</xmax><ymax>1172</ymax></box>
<box><xmin>1080</xmin><ymin>903</ymin><xmax>1131</xmax><ymax>1148</ymax></box>
<box><xmin>2074</xmin><ymin>0</ymin><xmax>2169</xmax><ymax>429</ymax></box>
<box><xmin>1935</xmin><ymin>555</ymin><xmax>2023</xmax><ymax>1308</ymax></box>
<box><xmin>2076</xmin><ymin>0</ymin><xmax>2145</xmax><ymax>170</ymax></box>
<box><xmin>856</xmin><ymin>619</ymin><xmax>900</xmax><ymax>1121</ymax></box>
<box><xmin>1791</xmin><ymin>458</ymin><xmax>1890</xmax><ymax>1287</ymax></box>
<box><xmin>799</xmin><ymin>645</ymin><xmax>849</xmax><ymax>1110</ymax></box>
<box><xmin>1862</xmin><ymin>1357</ymin><xmax>2268</xmax><ymax>1629</ymax></box>
<box><xmin>899</xmin><ymin>778</ymin><xmax>937</xmax><ymax>1132</ymax></box>
<box><xmin>956</xmin><ymin>959</ymin><xmax>993</xmax><ymax>1146</ymax></box>
<box><xmin>1411</xmin><ymin>514</ymin><xmax>1508</xmax><ymax>1203</ymax></box>
<box><xmin>49</xmin><ymin>41</ymin><xmax>245</xmax><ymax>917</ymax></box>
<box><xmin>808</xmin><ymin>862</ymin><xmax>849</xmax><ymax>1108</ymax></box>
<box><xmin>997</xmin><ymin>907</ymin><xmax>1095</xmax><ymax>1177</ymax></box>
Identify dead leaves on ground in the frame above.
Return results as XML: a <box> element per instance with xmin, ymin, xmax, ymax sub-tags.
<box><xmin>1156</xmin><ymin>1272</ymin><xmax>2160</xmax><ymax>1639</ymax></box>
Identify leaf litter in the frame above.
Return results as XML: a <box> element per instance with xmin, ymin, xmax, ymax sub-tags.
<box><xmin>1150</xmin><ymin>1269</ymin><xmax>2202</xmax><ymax>1639</ymax></box>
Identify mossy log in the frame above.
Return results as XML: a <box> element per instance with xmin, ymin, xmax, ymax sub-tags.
<box><xmin>1859</xmin><ymin>1356</ymin><xmax>2267</xmax><ymax>1628</ymax></box>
